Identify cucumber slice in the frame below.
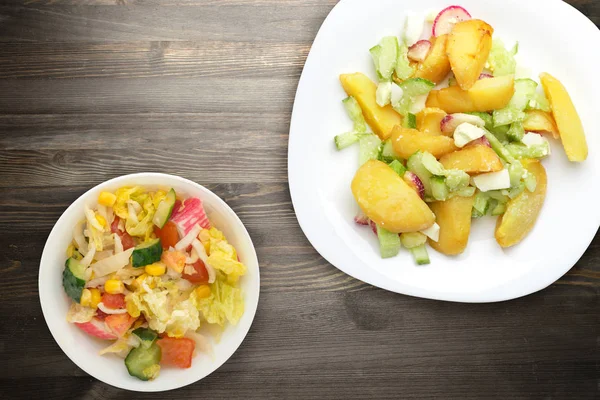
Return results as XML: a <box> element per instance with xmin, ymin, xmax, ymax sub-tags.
<box><xmin>153</xmin><ymin>189</ymin><xmax>176</xmax><ymax>229</ymax></box>
<box><xmin>508</xmin><ymin>162</ymin><xmax>525</xmax><ymax>187</ymax></box>
<box><xmin>370</xmin><ymin>37</ymin><xmax>399</xmax><ymax>82</ymax></box>
<box><xmin>468</xmin><ymin>112</ymin><xmax>494</xmax><ymax>131</ymax></box>
<box><xmin>342</xmin><ymin>96</ymin><xmax>367</xmax><ymax>133</ymax></box>
<box><xmin>451</xmin><ymin>186</ymin><xmax>476</xmax><ymax>198</ymax></box>
<box><xmin>506</xmin><ymin>122</ymin><xmax>525</xmax><ymax>142</ymax></box>
<box><xmin>378</xmin><ymin>140</ymin><xmax>401</xmax><ymax>163</ymax></box>
<box><xmin>505</xmin><ymin>143</ymin><xmax>550</xmax><ymax>160</ymax></box>
<box><xmin>133</xmin><ymin>328</ymin><xmax>158</xmax><ymax>349</ymax></box>
<box><xmin>484</xmin><ymin>130</ymin><xmax>516</xmax><ymax>164</ymax></box>
<box><xmin>376</xmin><ymin>225</ymin><xmax>401</xmax><ymax>259</ymax></box>
<box><xmin>410</xmin><ymin>245</ymin><xmax>431</xmax><ymax>265</ymax></box>
<box><xmin>388</xmin><ymin>160</ymin><xmax>407</xmax><ymax>178</ymax></box>
<box><xmin>131</xmin><ymin>239</ymin><xmax>163</xmax><ymax>268</ymax></box>
<box><xmin>403</xmin><ymin>113</ymin><xmax>417</xmax><ymax>129</ymax></box>
<box><xmin>62</xmin><ymin>257</ymin><xmax>86</xmax><ymax>302</ymax></box>
<box><xmin>472</xmin><ymin>192</ymin><xmax>490</xmax><ymax>218</ymax></box>
<box><xmin>407</xmin><ymin>153</ymin><xmax>434</xmax><ymax>198</ymax></box>
<box><xmin>394</xmin><ymin>78</ymin><xmax>435</xmax><ymax>115</ymax></box>
<box><xmin>493</xmin><ymin>79</ymin><xmax>539</xmax><ymax>127</ymax></box>
<box><xmin>400</xmin><ymin>232</ymin><xmax>427</xmax><ymax>249</ymax></box>
<box><xmin>430</xmin><ymin>176</ymin><xmax>449</xmax><ymax>201</ymax></box>
<box><xmin>395</xmin><ymin>43</ymin><xmax>414</xmax><ymax>80</ymax></box>
<box><xmin>359</xmin><ymin>134</ymin><xmax>382</xmax><ymax>166</ymax></box>
<box><xmin>125</xmin><ymin>343</ymin><xmax>161</xmax><ymax>381</ymax></box>
<box><xmin>491</xmin><ymin>202</ymin><xmax>507</xmax><ymax>216</ymax></box>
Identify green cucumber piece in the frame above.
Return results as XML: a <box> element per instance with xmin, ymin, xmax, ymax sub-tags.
<box><xmin>491</xmin><ymin>202</ymin><xmax>507</xmax><ymax>216</ymax></box>
<box><xmin>472</xmin><ymin>192</ymin><xmax>491</xmax><ymax>218</ymax></box>
<box><xmin>370</xmin><ymin>37</ymin><xmax>399</xmax><ymax>82</ymax></box>
<box><xmin>125</xmin><ymin>343</ymin><xmax>161</xmax><ymax>381</ymax></box>
<box><xmin>359</xmin><ymin>135</ymin><xmax>382</xmax><ymax>166</ymax></box>
<box><xmin>395</xmin><ymin>43</ymin><xmax>414</xmax><ymax>80</ymax></box>
<box><xmin>508</xmin><ymin>162</ymin><xmax>525</xmax><ymax>187</ymax></box>
<box><xmin>508</xmin><ymin>183</ymin><xmax>525</xmax><ymax>199</ymax></box>
<box><xmin>524</xmin><ymin>172</ymin><xmax>537</xmax><ymax>193</ymax></box>
<box><xmin>131</xmin><ymin>238</ymin><xmax>163</xmax><ymax>268</ymax></box>
<box><xmin>376</xmin><ymin>225</ymin><xmax>401</xmax><ymax>259</ymax></box>
<box><xmin>484</xmin><ymin>130</ymin><xmax>516</xmax><ymax>163</ymax></box>
<box><xmin>343</xmin><ymin>97</ymin><xmax>367</xmax><ymax>133</ymax></box>
<box><xmin>153</xmin><ymin>189</ymin><xmax>176</xmax><ymax>229</ymax></box>
<box><xmin>410</xmin><ymin>245</ymin><xmax>431</xmax><ymax>265</ymax></box>
<box><xmin>468</xmin><ymin>112</ymin><xmax>494</xmax><ymax>131</ymax></box>
<box><xmin>335</xmin><ymin>132</ymin><xmax>365</xmax><ymax>150</ymax></box>
<box><xmin>506</xmin><ymin>122</ymin><xmax>525</xmax><ymax>142</ymax></box>
<box><xmin>378</xmin><ymin>140</ymin><xmax>401</xmax><ymax>163</ymax></box>
<box><xmin>62</xmin><ymin>257</ymin><xmax>87</xmax><ymax>302</ymax></box>
<box><xmin>487</xmin><ymin>39</ymin><xmax>518</xmax><ymax>77</ymax></box>
<box><xmin>388</xmin><ymin>160</ymin><xmax>407</xmax><ymax>177</ymax></box>
<box><xmin>451</xmin><ymin>186</ymin><xmax>476</xmax><ymax>198</ymax></box>
<box><xmin>400</xmin><ymin>232</ymin><xmax>427</xmax><ymax>249</ymax></box>
<box><xmin>505</xmin><ymin>143</ymin><xmax>550</xmax><ymax>160</ymax></box>
<box><xmin>403</xmin><ymin>113</ymin><xmax>417</xmax><ymax>129</ymax></box>
<box><xmin>430</xmin><ymin>176</ymin><xmax>449</xmax><ymax>201</ymax></box>
<box><xmin>394</xmin><ymin>78</ymin><xmax>435</xmax><ymax>115</ymax></box>
<box><xmin>493</xmin><ymin>79</ymin><xmax>539</xmax><ymax>127</ymax></box>
<box><xmin>407</xmin><ymin>153</ymin><xmax>434</xmax><ymax>198</ymax></box>
<box><xmin>133</xmin><ymin>328</ymin><xmax>158</xmax><ymax>349</ymax></box>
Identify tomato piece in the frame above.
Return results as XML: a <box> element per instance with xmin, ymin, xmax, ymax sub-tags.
<box><xmin>154</xmin><ymin>221</ymin><xmax>180</xmax><ymax>250</ymax></box>
<box><xmin>110</xmin><ymin>216</ymin><xmax>120</xmax><ymax>234</ymax></box>
<box><xmin>182</xmin><ymin>260</ymin><xmax>209</xmax><ymax>284</ymax></box>
<box><xmin>157</xmin><ymin>337</ymin><xmax>195</xmax><ymax>368</ymax></box>
<box><xmin>95</xmin><ymin>309</ymin><xmax>109</xmax><ymax>320</ymax></box>
<box><xmin>101</xmin><ymin>293</ymin><xmax>126</xmax><ymax>309</ymax></box>
<box><xmin>110</xmin><ymin>216</ymin><xmax>135</xmax><ymax>250</ymax></box>
<box><xmin>105</xmin><ymin>313</ymin><xmax>136</xmax><ymax>337</ymax></box>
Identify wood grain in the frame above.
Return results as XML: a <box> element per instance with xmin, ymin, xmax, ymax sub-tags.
<box><xmin>0</xmin><ymin>0</ymin><xmax>599</xmax><ymax>399</ymax></box>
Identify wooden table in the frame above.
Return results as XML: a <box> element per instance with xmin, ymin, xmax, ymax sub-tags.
<box><xmin>0</xmin><ymin>1</ymin><xmax>598</xmax><ymax>399</ymax></box>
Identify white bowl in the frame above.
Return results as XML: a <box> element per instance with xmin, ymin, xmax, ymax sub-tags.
<box><xmin>289</xmin><ymin>0</ymin><xmax>600</xmax><ymax>302</ymax></box>
<box><xmin>39</xmin><ymin>173</ymin><xmax>260</xmax><ymax>392</ymax></box>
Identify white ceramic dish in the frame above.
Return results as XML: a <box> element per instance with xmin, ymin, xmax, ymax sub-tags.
<box><xmin>289</xmin><ymin>0</ymin><xmax>600</xmax><ymax>302</ymax></box>
<box><xmin>39</xmin><ymin>173</ymin><xmax>260</xmax><ymax>391</ymax></box>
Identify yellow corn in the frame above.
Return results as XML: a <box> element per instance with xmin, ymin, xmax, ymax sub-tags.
<box><xmin>80</xmin><ymin>288</ymin><xmax>92</xmax><ymax>307</ymax></box>
<box><xmin>89</xmin><ymin>288</ymin><xmax>102</xmax><ymax>308</ymax></box>
<box><xmin>126</xmin><ymin>296</ymin><xmax>141</xmax><ymax>318</ymax></box>
<box><xmin>145</xmin><ymin>263</ymin><xmax>166</xmax><ymax>276</ymax></box>
<box><xmin>203</xmin><ymin>241</ymin><xmax>210</xmax><ymax>255</ymax></box>
<box><xmin>95</xmin><ymin>214</ymin><xmax>107</xmax><ymax>227</ymax></box>
<box><xmin>98</xmin><ymin>191</ymin><xmax>117</xmax><ymax>207</ymax></box>
<box><xmin>104</xmin><ymin>279</ymin><xmax>124</xmax><ymax>294</ymax></box>
<box><xmin>195</xmin><ymin>285</ymin><xmax>211</xmax><ymax>299</ymax></box>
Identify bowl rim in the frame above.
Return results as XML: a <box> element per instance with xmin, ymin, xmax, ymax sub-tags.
<box><xmin>38</xmin><ymin>172</ymin><xmax>260</xmax><ymax>392</ymax></box>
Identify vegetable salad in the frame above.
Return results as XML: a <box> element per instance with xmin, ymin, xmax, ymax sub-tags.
<box><xmin>63</xmin><ymin>186</ymin><xmax>246</xmax><ymax>381</ymax></box>
<box><xmin>335</xmin><ymin>5</ymin><xmax>588</xmax><ymax>264</ymax></box>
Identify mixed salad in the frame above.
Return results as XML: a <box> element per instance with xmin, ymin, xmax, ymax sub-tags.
<box><xmin>63</xmin><ymin>186</ymin><xmax>246</xmax><ymax>381</ymax></box>
<box><xmin>335</xmin><ymin>5</ymin><xmax>588</xmax><ymax>264</ymax></box>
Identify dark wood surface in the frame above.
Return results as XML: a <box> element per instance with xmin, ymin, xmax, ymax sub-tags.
<box><xmin>0</xmin><ymin>1</ymin><xmax>599</xmax><ymax>399</ymax></box>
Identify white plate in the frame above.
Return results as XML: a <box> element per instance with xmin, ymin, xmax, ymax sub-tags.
<box><xmin>289</xmin><ymin>0</ymin><xmax>600</xmax><ymax>302</ymax></box>
<box><xmin>39</xmin><ymin>173</ymin><xmax>260</xmax><ymax>391</ymax></box>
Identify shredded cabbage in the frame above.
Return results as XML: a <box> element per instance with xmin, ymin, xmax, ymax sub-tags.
<box><xmin>113</xmin><ymin>186</ymin><xmax>144</xmax><ymax>219</ymax></box>
<box><xmin>66</xmin><ymin>303</ymin><xmax>95</xmax><ymax>323</ymax></box>
<box><xmin>191</xmin><ymin>273</ymin><xmax>244</xmax><ymax>327</ymax></box>
<box><xmin>91</xmin><ymin>247</ymin><xmax>134</xmax><ymax>277</ymax></box>
<box><xmin>487</xmin><ymin>39</ymin><xmax>518</xmax><ymax>77</ymax></box>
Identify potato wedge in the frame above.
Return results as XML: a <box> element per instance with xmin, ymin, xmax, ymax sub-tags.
<box><xmin>429</xmin><ymin>195</ymin><xmax>476</xmax><ymax>256</ymax></box>
<box><xmin>340</xmin><ymin>73</ymin><xmax>403</xmax><ymax>140</ymax></box>
<box><xmin>540</xmin><ymin>73</ymin><xmax>588</xmax><ymax>162</ymax></box>
<box><xmin>439</xmin><ymin>145</ymin><xmax>503</xmax><ymax>174</ymax></box>
<box><xmin>447</xmin><ymin>20</ymin><xmax>494</xmax><ymax>90</ymax></box>
<box><xmin>495</xmin><ymin>159</ymin><xmax>547</xmax><ymax>248</ymax></box>
<box><xmin>391</xmin><ymin>125</ymin><xmax>457</xmax><ymax>159</ymax></box>
<box><xmin>523</xmin><ymin>110</ymin><xmax>559</xmax><ymax>139</ymax></box>
<box><xmin>413</xmin><ymin>34</ymin><xmax>452</xmax><ymax>85</ymax></box>
<box><xmin>426</xmin><ymin>75</ymin><xmax>515</xmax><ymax>113</ymax></box>
<box><xmin>416</xmin><ymin>107</ymin><xmax>447</xmax><ymax>136</ymax></box>
<box><xmin>351</xmin><ymin>160</ymin><xmax>435</xmax><ymax>233</ymax></box>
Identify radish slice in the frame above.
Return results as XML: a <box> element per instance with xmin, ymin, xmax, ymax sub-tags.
<box><xmin>407</xmin><ymin>40</ymin><xmax>432</xmax><ymax>62</ymax></box>
<box><xmin>469</xmin><ymin>136</ymin><xmax>492</xmax><ymax>148</ymax></box>
<box><xmin>479</xmin><ymin>73</ymin><xmax>494</xmax><ymax>79</ymax></box>
<box><xmin>369</xmin><ymin>220</ymin><xmax>378</xmax><ymax>236</ymax></box>
<box><xmin>354</xmin><ymin>214</ymin><xmax>369</xmax><ymax>226</ymax></box>
<box><xmin>432</xmin><ymin>5</ymin><xmax>472</xmax><ymax>37</ymax></box>
<box><xmin>441</xmin><ymin>113</ymin><xmax>486</xmax><ymax>134</ymax></box>
<box><xmin>403</xmin><ymin>171</ymin><xmax>426</xmax><ymax>200</ymax></box>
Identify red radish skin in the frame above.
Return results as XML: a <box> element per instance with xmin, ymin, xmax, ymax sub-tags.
<box><xmin>369</xmin><ymin>220</ymin><xmax>378</xmax><ymax>236</ymax></box>
<box><xmin>479</xmin><ymin>73</ymin><xmax>494</xmax><ymax>79</ymax></box>
<box><xmin>432</xmin><ymin>6</ymin><xmax>472</xmax><ymax>37</ymax></box>
<box><xmin>76</xmin><ymin>318</ymin><xmax>118</xmax><ymax>340</ymax></box>
<box><xmin>469</xmin><ymin>137</ymin><xmax>492</xmax><ymax>148</ymax></box>
<box><xmin>441</xmin><ymin>113</ymin><xmax>486</xmax><ymax>134</ymax></box>
<box><xmin>354</xmin><ymin>214</ymin><xmax>370</xmax><ymax>226</ymax></box>
<box><xmin>403</xmin><ymin>172</ymin><xmax>426</xmax><ymax>200</ymax></box>
<box><xmin>408</xmin><ymin>40</ymin><xmax>432</xmax><ymax>62</ymax></box>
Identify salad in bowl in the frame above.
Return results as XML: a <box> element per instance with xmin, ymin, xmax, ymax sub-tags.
<box><xmin>46</xmin><ymin>175</ymin><xmax>257</xmax><ymax>388</ymax></box>
<box><xmin>335</xmin><ymin>5</ymin><xmax>588</xmax><ymax>265</ymax></box>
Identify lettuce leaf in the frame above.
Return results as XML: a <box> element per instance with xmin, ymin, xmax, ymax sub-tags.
<box><xmin>192</xmin><ymin>274</ymin><xmax>244</xmax><ymax>327</ymax></box>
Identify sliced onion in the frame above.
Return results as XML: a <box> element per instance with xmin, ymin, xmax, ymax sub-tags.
<box><xmin>175</xmin><ymin>278</ymin><xmax>193</xmax><ymax>291</ymax></box>
<box><xmin>92</xmin><ymin>247</ymin><xmax>134</xmax><ymax>277</ymax></box>
<box><xmin>85</xmin><ymin>205</ymin><xmax>104</xmax><ymax>231</ymax></box>
<box><xmin>114</xmin><ymin>233</ymin><xmax>123</xmax><ymax>254</ymax></box>
<box><xmin>166</xmin><ymin>267</ymin><xmax>182</xmax><ymax>280</ymax></box>
<box><xmin>186</xmin><ymin>249</ymin><xmax>199</xmax><ymax>264</ymax></box>
<box><xmin>175</xmin><ymin>224</ymin><xmax>202</xmax><ymax>251</ymax></box>
<box><xmin>97</xmin><ymin>302</ymin><xmax>128</xmax><ymax>315</ymax></box>
<box><xmin>183</xmin><ymin>264</ymin><xmax>196</xmax><ymax>275</ymax></box>
<box><xmin>94</xmin><ymin>250</ymin><xmax>113</xmax><ymax>261</ymax></box>
<box><xmin>80</xmin><ymin>245</ymin><xmax>96</xmax><ymax>268</ymax></box>
<box><xmin>191</xmin><ymin>239</ymin><xmax>216</xmax><ymax>283</ymax></box>
<box><xmin>86</xmin><ymin>275</ymin><xmax>110</xmax><ymax>288</ymax></box>
<box><xmin>185</xmin><ymin>330</ymin><xmax>212</xmax><ymax>356</ymax></box>
<box><xmin>106</xmin><ymin>206</ymin><xmax>115</xmax><ymax>227</ymax></box>
<box><xmin>73</xmin><ymin>220</ymin><xmax>88</xmax><ymax>256</ymax></box>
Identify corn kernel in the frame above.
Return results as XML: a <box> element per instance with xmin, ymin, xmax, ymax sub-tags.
<box><xmin>145</xmin><ymin>263</ymin><xmax>166</xmax><ymax>276</ymax></box>
<box><xmin>203</xmin><ymin>241</ymin><xmax>210</xmax><ymax>255</ymax></box>
<box><xmin>95</xmin><ymin>214</ymin><xmax>107</xmax><ymax>227</ymax></box>
<box><xmin>195</xmin><ymin>285</ymin><xmax>211</xmax><ymax>299</ymax></box>
<box><xmin>89</xmin><ymin>288</ymin><xmax>102</xmax><ymax>308</ymax></box>
<box><xmin>98</xmin><ymin>191</ymin><xmax>117</xmax><ymax>207</ymax></box>
<box><xmin>80</xmin><ymin>288</ymin><xmax>92</xmax><ymax>307</ymax></box>
<box><xmin>104</xmin><ymin>279</ymin><xmax>124</xmax><ymax>294</ymax></box>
